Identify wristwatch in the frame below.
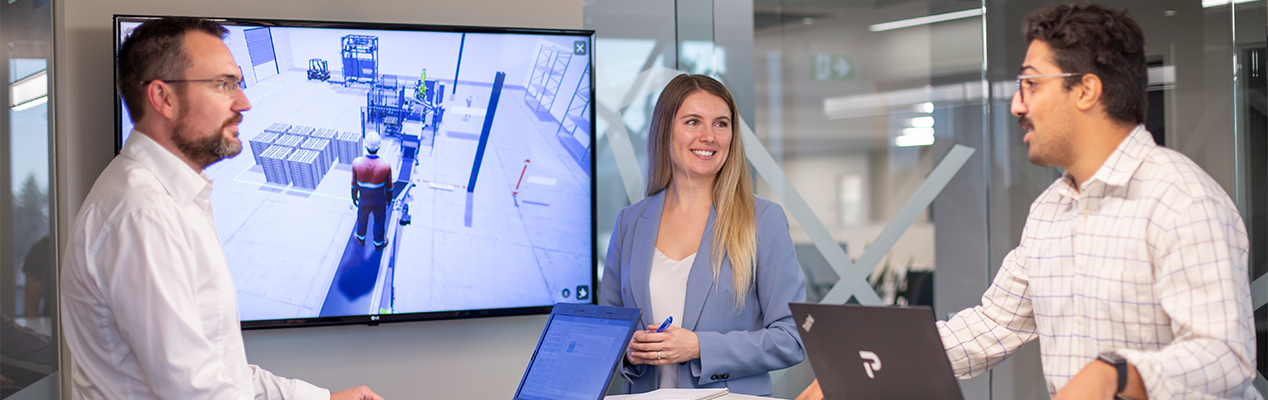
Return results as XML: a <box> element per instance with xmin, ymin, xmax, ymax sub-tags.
<box><xmin>1097</xmin><ymin>352</ymin><xmax>1128</xmax><ymax>397</ymax></box>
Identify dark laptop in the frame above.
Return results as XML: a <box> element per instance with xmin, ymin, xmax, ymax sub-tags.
<box><xmin>789</xmin><ymin>303</ymin><xmax>964</xmax><ymax>400</ymax></box>
<box><xmin>514</xmin><ymin>303</ymin><xmax>641</xmax><ymax>400</ymax></box>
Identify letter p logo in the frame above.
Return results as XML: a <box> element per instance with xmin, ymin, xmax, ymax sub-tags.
<box><xmin>859</xmin><ymin>350</ymin><xmax>882</xmax><ymax>379</ymax></box>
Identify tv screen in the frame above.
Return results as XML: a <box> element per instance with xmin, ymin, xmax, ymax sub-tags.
<box><xmin>114</xmin><ymin>15</ymin><xmax>596</xmax><ymax>329</ymax></box>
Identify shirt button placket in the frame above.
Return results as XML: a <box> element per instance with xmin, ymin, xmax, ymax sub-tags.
<box><xmin>1075</xmin><ymin>200</ymin><xmax>1088</xmax><ymax>275</ymax></box>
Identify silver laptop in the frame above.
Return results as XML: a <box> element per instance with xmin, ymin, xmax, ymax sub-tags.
<box><xmin>513</xmin><ymin>303</ymin><xmax>641</xmax><ymax>400</ymax></box>
<box><xmin>790</xmin><ymin>303</ymin><xmax>964</xmax><ymax>400</ymax></box>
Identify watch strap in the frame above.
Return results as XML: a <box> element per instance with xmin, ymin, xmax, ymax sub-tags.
<box><xmin>1098</xmin><ymin>352</ymin><xmax>1128</xmax><ymax>395</ymax></box>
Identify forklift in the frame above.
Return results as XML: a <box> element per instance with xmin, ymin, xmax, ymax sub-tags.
<box><xmin>307</xmin><ymin>58</ymin><xmax>330</xmax><ymax>81</ymax></box>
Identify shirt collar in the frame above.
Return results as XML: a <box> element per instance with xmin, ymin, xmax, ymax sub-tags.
<box><xmin>120</xmin><ymin>130</ymin><xmax>213</xmax><ymax>206</ymax></box>
<box><xmin>1055</xmin><ymin>124</ymin><xmax>1154</xmax><ymax>196</ymax></box>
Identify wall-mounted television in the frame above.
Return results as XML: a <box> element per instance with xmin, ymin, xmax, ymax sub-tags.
<box><xmin>114</xmin><ymin>15</ymin><xmax>596</xmax><ymax>329</ymax></box>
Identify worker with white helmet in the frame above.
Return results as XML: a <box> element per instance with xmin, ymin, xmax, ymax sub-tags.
<box><xmin>351</xmin><ymin>132</ymin><xmax>393</xmax><ymax>250</ymax></box>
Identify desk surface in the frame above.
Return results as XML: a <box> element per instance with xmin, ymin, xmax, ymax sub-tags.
<box><xmin>606</xmin><ymin>395</ymin><xmax>785</xmax><ymax>400</ymax></box>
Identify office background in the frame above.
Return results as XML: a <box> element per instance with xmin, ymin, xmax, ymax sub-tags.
<box><xmin>1</xmin><ymin>0</ymin><xmax>1265</xmax><ymax>399</ymax></box>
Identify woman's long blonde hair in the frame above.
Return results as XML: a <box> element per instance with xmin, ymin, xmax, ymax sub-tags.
<box><xmin>644</xmin><ymin>74</ymin><xmax>757</xmax><ymax>311</ymax></box>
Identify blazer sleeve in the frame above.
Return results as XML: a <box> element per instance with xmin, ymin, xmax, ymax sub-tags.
<box><xmin>693</xmin><ymin>202</ymin><xmax>807</xmax><ymax>383</ymax></box>
<box><xmin>602</xmin><ymin>206</ymin><xmax>628</xmax><ymax>308</ymax></box>
<box><xmin>601</xmin><ymin>206</ymin><xmax>650</xmax><ymax>380</ymax></box>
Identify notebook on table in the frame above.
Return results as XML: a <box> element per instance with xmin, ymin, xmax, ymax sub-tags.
<box><xmin>627</xmin><ymin>388</ymin><xmax>730</xmax><ymax>400</ymax></box>
<box><xmin>514</xmin><ymin>302</ymin><xmax>642</xmax><ymax>400</ymax></box>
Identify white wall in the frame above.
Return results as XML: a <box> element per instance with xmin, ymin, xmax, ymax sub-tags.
<box><xmin>459</xmin><ymin>33</ymin><xmax>553</xmax><ymax>87</ymax></box>
<box><xmin>279</xmin><ymin>27</ymin><xmax>466</xmax><ymax>80</ymax></box>
<box><xmin>53</xmin><ymin>0</ymin><xmax>580</xmax><ymax>398</ymax></box>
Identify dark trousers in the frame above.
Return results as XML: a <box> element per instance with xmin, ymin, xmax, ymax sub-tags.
<box><xmin>356</xmin><ymin>203</ymin><xmax>386</xmax><ymax>245</ymax></box>
<box><xmin>356</xmin><ymin>189</ymin><xmax>388</xmax><ymax>244</ymax></box>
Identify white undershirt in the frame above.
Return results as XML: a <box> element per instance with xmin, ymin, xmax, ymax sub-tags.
<box><xmin>649</xmin><ymin>247</ymin><xmax>696</xmax><ymax>389</ymax></box>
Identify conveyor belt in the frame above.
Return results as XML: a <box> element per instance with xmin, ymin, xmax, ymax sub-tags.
<box><xmin>318</xmin><ymin>205</ymin><xmax>394</xmax><ymax>317</ymax></box>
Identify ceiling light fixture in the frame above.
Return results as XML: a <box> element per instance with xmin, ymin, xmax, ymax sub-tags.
<box><xmin>1203</xmin><ymin>0</ymin><xmax>1254</xmax><ymax>8</ymax></box>
<box><xmin>869</xmin><ymin>8</ymin><xmax>984</xmax><ymax>32</ymax></box>
<box><xmin>11</xmin><ymin>70</ymin><xmax>47</xmax><ymax>110</ymax></box>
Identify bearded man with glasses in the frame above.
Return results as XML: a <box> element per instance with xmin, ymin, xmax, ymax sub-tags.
<box><xmin>800</xmin><ymin>4</ymin><xmax>1258</xmax><ymax>400</ymax></box>
<box><xmin>61</xmin><ymin>17</ymin><xmax>384</xmax><ymax>400</ymax></box>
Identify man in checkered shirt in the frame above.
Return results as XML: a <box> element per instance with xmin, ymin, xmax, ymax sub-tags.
<box><xmin>800</xmin><ymin>4</ymin><xmax>1259</xmax><ymax>400</ymax></box>
<box><xmin>949</xmin><ymin>4</ymin><xmax>1260</xmax><ymax>399</ymax></box>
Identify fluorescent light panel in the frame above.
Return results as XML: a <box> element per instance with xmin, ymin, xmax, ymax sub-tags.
<box><xmin>1203</xmin><ymin>0</ymin><xmax>1255</xmax><ymax>8</ymax></box>
<box><xmin>895</xmin><ymin>126</ymin><xmax>935</xmax><ymax>147</ymax></box>
<box><xmin>12</xmin><ymin>96</ymin><xmax>46</xmax><ymax>111</ymax></box>
<box><xmin>895</xmin><ymin>135</ymin><xmax>935</xmax><ymax>147</ymax></box>
<box><xmin>869</xmin><ymin>8</ymin><xmax>984</xmax><ymax>32</ymax></box>
<box><xmin>908</xmin><ymin>116</ymin><xmax>934</xmax><ymax>128</ymax></box>
<box><xmin>11</xmin><ymin>70</ymin><xmax>47</xmax><ymax>108</ymax></box>
<box><xmin>901</xmin><ymin>127</ymin><xmax>934</xmax><ymax>137</ymax></box>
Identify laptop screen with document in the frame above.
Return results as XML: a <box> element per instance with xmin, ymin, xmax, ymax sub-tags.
<box><xmin>515</xmin><ymin>303</ymin><xmax>640</xmax><ymax>400</ymax></box>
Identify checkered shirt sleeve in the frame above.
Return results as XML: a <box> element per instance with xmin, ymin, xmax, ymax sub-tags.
<box><xmin>935</xmin><ymin>127</ymin><xmax>1259</xmax><ymax>399</ymax></box>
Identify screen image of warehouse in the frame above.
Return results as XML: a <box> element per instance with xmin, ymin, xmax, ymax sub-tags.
<box><xmin>117</xmin><ymin>18</ymin><xmax>595</xmax><ymax>326</ymax></box>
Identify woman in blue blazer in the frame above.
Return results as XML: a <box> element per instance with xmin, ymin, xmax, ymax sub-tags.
<box><xmin>601</xmin><ymin>74</ymin><xmax>806</xmax><ymax>396</ymax></box>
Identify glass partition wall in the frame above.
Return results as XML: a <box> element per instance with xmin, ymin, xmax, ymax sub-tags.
<box><xmin>0</xmin><ymin>0</ymin><xmax>57</xmax><ymax>398</ymax></box>
<box><xmin>587</xmin><ymin>0</ymin><xmax>1267</xmax><ymax>398</ymax></box>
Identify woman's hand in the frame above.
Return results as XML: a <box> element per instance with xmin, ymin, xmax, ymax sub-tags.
<box><xmin>625</xmin><ymin>325</ymin><xmax>700</xmax><ymax>365</ymax></box>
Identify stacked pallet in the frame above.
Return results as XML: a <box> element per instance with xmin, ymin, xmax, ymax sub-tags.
<box><xmin>260</xmin><ymin>146</ymin><xmax>293</xmax><ymax>185</ymax></box>
<box><xmin>265</xmin><ymin>123</ymin><xmax>291</xmax><ymax>134</ymax></box>
<box><xmin>273</xmin><ymin>134</ymin><xmax>305</xmax><ymax>150</ymax></box>
<box><xmin>311</xmin><ymin>129</ymin><xmax>337</xmax><ymax>151</ymax></box>
<box><xmin>334</xmin><ymin>131</ymin><xmax>363</xmax><ymax>164</ymax></box>
<box><xmin>248</xmin><ymin>131</ymin><xmax>280</xmax><ymax>164</ymax></box>
<box><xmin>247</xmin><ymin>123</ymin><xmax>364</xmax><ymax>189</ymax></box>
<box><xmin>285</xmin><ymin>149</ymin><xmax>324</xmax><ymax>190</ymax></box>
<box><xmin>301</xmin><ymin>137</ymin><xmax>333</xmax><ymax>171</ymax></box>
<box><xmin>288</xmin><ymin>125</ymin><xmax>316</xmax><ymax>137</ymax></box>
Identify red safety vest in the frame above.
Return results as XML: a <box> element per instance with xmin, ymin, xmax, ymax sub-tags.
<box><xmin>352</xmin><ymin>155</ymin><xmax>392</xmax><ymax>203</ymax></box>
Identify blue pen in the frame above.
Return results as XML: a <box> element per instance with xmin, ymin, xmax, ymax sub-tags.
<box><xmin>654</xmin><ymin>316</ymin><xmax>673</xmax><ymax>332</ymax></box>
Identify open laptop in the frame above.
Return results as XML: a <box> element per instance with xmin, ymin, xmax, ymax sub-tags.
<box><xmin>514</xmin><ymin>303</ymin><xmax>641</xmax><ymax>400</ymax></box>
<box><xmin>789</xmin><ymin>303</ymin><xmax>963</xmax><ymax>400</ymax></box>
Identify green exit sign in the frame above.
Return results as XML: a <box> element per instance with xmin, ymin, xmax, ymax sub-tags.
<box><xmin>812</xmin><ymin>53</ymin><xmax>854</xmax><ymax>81</ymax></box>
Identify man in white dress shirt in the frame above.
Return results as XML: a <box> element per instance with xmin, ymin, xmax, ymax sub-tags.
<box><xmin>800</xmin><ymin>4</ymin><xmax>1259</xmax><ymax>400</ymax></box>
<box><xmin>60</xmin><ymin>17</ymin><xmax>385</xmax><ymax>400</ymax></box>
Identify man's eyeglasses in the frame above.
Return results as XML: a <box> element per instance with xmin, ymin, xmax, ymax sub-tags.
<box><xmin>142</xmin><ymin>77</ymin><xmax>242</xmax><ymax>97</ymax></box>
<box><xmin>1015</xmin><ymin>73</ymin><xmax>1084</xmax><ymax>103</ymax></box>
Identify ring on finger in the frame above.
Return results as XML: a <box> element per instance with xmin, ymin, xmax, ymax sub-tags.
<box><xmin>657</xmin><ymin>351</ymin><xmax>662</xmax><ymax>360</ymax></box>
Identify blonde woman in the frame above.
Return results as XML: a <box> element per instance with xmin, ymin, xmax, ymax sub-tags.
<box><xmin>601</xmin><ymin>74</ymin><xmax>806</xmax><ymax>396</ymax></box>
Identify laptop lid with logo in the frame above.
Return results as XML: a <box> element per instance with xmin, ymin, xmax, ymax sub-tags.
<box><xmin>790</xmin><ymin>303</ymin><xmax>963</xmax><ymax>400</ymax></box>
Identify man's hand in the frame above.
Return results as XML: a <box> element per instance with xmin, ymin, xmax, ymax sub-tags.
<box><xmin>794</xmin><ymin>379</ymin><xmax>823</xmax><ymax>400</ymax></box>
<box><xmin>331</xmin><ymin>385</ymin><xmax>384</xmax><ymax>400</ymax></box>
<box><xmin>1053</xmin><ymin>359</ymin><xmax>1145</xmax><ymax>400</ymax></box>
<box><xmin>1051</xmin><ymin>361</ymin><xmax>1116</xmax><ymax>400</ymax></box>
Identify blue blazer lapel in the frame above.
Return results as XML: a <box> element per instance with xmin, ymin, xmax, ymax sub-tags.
<box><xmin>627</xmin><ymin>192</ymin><xmax>664</xmax><ymax>328</ymax></box>
<box><xmin>682</xmin><ymin>207</ymin><xmax>718</xmax><ymax>332</ymax></box>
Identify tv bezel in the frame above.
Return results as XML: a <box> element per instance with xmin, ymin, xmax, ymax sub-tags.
<box><xmin>112</xmin><ymin>14</ymin><xmax>598</xmax><ymax>330</ymax></box>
